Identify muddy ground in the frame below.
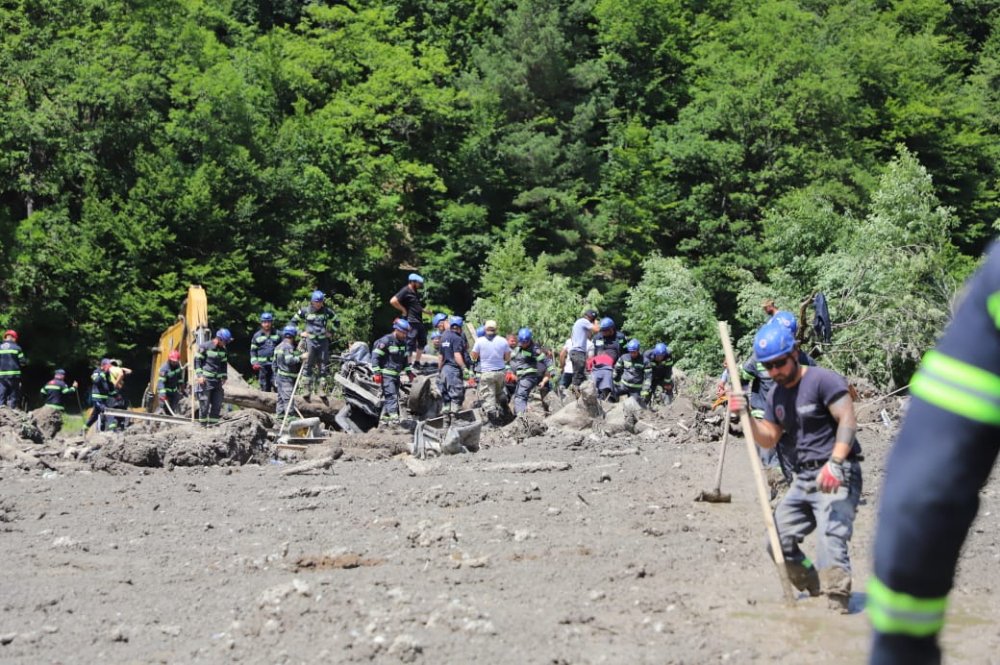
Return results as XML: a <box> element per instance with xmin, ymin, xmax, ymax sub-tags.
<box><xmin>1</xmin><ymin>394</ymin><xmax>999</xmax><ymax>664</ymax></box>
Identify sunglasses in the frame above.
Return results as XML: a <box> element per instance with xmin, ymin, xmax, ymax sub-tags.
<box><xmin>761</xmin><ymin>355</ymin><xmax>792</xmax><ymax>370</ymax></box>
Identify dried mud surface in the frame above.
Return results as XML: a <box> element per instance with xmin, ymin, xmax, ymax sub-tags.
<box><xmin>1</xmin><ymin>394</ymin><xmax>998</xmax><ymax>664</ymax></box>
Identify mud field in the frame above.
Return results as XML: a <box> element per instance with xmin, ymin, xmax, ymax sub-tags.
<box><xmin>1</xmin><ymin>393</ymin><xmax>999</xmax><ymax>664</ymax></box>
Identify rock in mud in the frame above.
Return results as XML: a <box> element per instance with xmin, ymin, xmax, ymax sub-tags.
<box><xmin>0</xmin><ymin>409</ymin><xmax>44</xmax><ymax>444</ymax></box>
<box><xmin>30</xmin><ymin>407</ymin><xmax>64</xmax><ymax>439</ymax></box>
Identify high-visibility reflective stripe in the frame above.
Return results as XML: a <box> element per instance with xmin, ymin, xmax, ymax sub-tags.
<box><xmin>0</xmin><ymin>371</ymin><xmax>21</xmax><ymax>376</ymax></box>
<box><xmin>987</xmin><ymin>291</ymin><xmax>1000</xmax><ymax>329</ymax></box>
<box><xmin>910</xmin><ymin>351</ymin><xmax>1000</xmax><ymax>425</ymax></box>
<box><xmin>867</xmin><ymin>578</ymin><xmax>947</xmax><ymax>637</ymax></box>
<box><xmin>278</xmin><ymin>370</ymin><xmax>298</xmax><ymax>378</ymax></box>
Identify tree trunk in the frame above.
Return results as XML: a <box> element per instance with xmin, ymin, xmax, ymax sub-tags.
<box><xmin>222</xmin><ymin>385</ymin><xmax>345</xmax><ymax>426</ymax></box>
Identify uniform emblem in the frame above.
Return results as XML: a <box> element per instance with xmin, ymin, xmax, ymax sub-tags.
<box><xmin>775</xmin><ymin>405</ymin><xmax>786</xmax><ymax>421</ymax></box>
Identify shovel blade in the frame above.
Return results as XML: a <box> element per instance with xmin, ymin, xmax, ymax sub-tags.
<box><xmin>695</xmin><ymin>490</ymin><xmax>732</xmax><ymax>503</ymax></box>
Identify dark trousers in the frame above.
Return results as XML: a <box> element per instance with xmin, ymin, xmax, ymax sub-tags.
<box><xmin>381</xmin><ymin>375</ymin><xmax>402</xmax><ymax>418</ymax></box>
<box><xmin>513</xmin><ymin>374</ymin><xmax>540</xmax><ymax>414</ymax></box>
<box><xmin>570</xmin><ymin>351</ymin><xmax>587</xmax><ymax>387</ymax></box>
<box><xmin>440</xmin><ymin>365</ymin><xmax>465</xmax><ymax>411</ymax></box>
<box><xmin>0</xmin><ymin>378</ymin><xmax>20</xmax><ymax>408</ymax></box>
<box><xmin>305</xmin><ymin>338</ymin><xmax>330</xmax><ymax>388</ymax></box>
<box><xmin>257</xmin><ymin>364</ymin><xmax>274</xmax><ymax>392</ymax></box>
<box><xmin>86</xmin><ymin>399</ymin><xmax>108</xmax><ymax>431</ymax></box>
<box><xmin>198</xmin><ymin>381</ymin><xmax>225</xmax><ymax>425</ymax></box>
<box><xmin>276</xmin><ymin>374</ymin><xmax>295</xmax><ymax>418</ymax></box>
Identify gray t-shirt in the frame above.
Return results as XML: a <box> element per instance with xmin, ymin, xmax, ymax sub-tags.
<box><xmin>473</xmin><ymin>335</ymin><xmax>511</xmax><ymax>372</ymax></box>
<box><xmin>570</xmin><ymin>318</ymin><xmax>594</xmax><ymax>353</ymax></box>
<box><xmin>764</xmin><ymin>366</ymin><xmax>861</xmax><ymax>465</ymax></box>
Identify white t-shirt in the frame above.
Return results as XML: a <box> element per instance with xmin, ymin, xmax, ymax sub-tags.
<box><xmin>473</xmin><ymin>335</ymin><xmax>511</xmax><ymax>372</ymax></box>
<box><xmin>562</xmin><ymin>338</ymin><xmax>593</xmax><ymax>374</ymax></box>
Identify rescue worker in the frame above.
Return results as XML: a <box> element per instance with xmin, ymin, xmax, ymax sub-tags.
<box><xmin>867</xmin><ymin>245</ymin><xmax>1000</xmax><ymax>664</ymax></box>
<box><xmin>390</xmin><ymin>273</ymin><xmax>426</xmax><ymax>365</ymax></box>
<box><xmin>157</xmin><ymin>351</ymin><xmax>184</xmax><ymax>414</ymax></box>
<box><xmin>0</xmin><ymin>330</ymin><xmax>25</xmax><ymax>409</ymax></box>
<box><xmin>107</xmin><ymin>363</ymin><xmax>132</xmax><ymax>431</ymax></box>
<box><xmin>644</xmin><ymin>343</ymin><xmax>674</xmax><ymax>405</ymax></box>
<box><xmin>438</xmin><ymin>316</ymin><xmax>470</xmax><ymax>417</ymax></box>
<box><xmin>614</xmin><ymin>339</ymin><xmax>651</xmax><ymax>402</ymax></box>
<box><xmin>590</xmin><ymin>317</ymin><xmax>623</xmax><ymax>400</ymax></box>
<box><xmin>729</xmin><ymin>322</ymin><xmax>863</xmax><ymax>612</ymax></box>
<box><xmin>250</xmin><ymin>312</ymin><xmax>279</xmax><ymax>392</ymax></box>
<box><xmin>195</xmin><ymin>328</ymin><xmax>231</xmax><ymax>426</ymax></box>
<box><xmin>432</xmin><ymin>313</ymin><xmax>449</xmax><ymax>334</ymax></box>
<box><xmin>568</xmin><ymin>309</ymin><xmax>599</xmax><ymax>389</ymax></box>
<box><xmin>291</xmin><ymin>290</ymin><xmax>337</xmax><ymax>395</ymax></box>
<box><xmin>471</xmin><ymin>320</ymin><xmax>511</xmax><ymax>420</ymax></box>
<box><xmin>507</xmin><ymin>328</ymin><xmax>549</xmax><ymax>415</ymax></box>
<box><xmin>762</xmin><ymin>298</ymin><xmax>778</xmax><ymax>318</ymax></box>
<box><xmin>427</xmin><ymin>331</ymin><xmax>442</xmax><ymax>354</ymax></box>
<box><xmin>40</xmin><ymin>369</ymin><xmax>77</xmax><ymax>411</ymax></box>
<box><xmin>85</xmin><ymin>358</ymin><xmax>113</xmax><ymax>432</ymax></box>
<box><xmin>742</xmin><ymin>310</ymin><xmax>816</xmax><ymax>480</ymax></box>
<box><xmin>273</xmin><ymin>325</ymin><xmax>307</xmax><ymax>419</ymax></box>
<box><xmin>373</xmin><ymin>320</ymin><xmax>415</xmax><ymax>426</ymax></box>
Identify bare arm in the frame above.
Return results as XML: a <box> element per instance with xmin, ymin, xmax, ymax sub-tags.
<box><xmin>826</xmin><ymin>393</ymin><xmax>857</xmax><ymax>461</ymax></box>
<box><xmin>389</xmin><ymin>296</ymin><xmax>406</xmax><ymax>317</ymax></box>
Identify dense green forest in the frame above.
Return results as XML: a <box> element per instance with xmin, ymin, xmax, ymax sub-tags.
<box><xmin>1</xmin><ymin>0</ymin><xmax>998</xmax><ymax>389</ymax></box>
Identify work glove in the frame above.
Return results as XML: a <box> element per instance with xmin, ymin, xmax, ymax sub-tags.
<box><xmin>466</xmin><ymin>377</ymin><xmax>477</xmax><ymax>387</ymax></box>
<box><xmin>373</xmin><ymin>374</ymin><xmax>383</xmax><ymax>385</ymax></box>
<box><xmin>407</xmin><ymin>371</ymin><xmax>416</xmax><ymax>382</ymax></box>
<box><xmin>159</xmin><ymin>394</ymin><xmax>167</xmax><ymax>403</ymax></box>
<box><xmin>252</xmin><ymin>363</ymin><xmax>261</xmax><ymax>371</ymax></box>
<box><xmin>463</xmin><ymin>368</ymin><xmax>473</xmax><ymax>380</ymax></box>
<box><xmin>641</xmin><ymin>391</ymin><xmax>650</xmax><ymax>400</ymax></box>
<box><xmin>505</xmin><ymin>371</ymin><xmax>516</xmax><ymax>384</ymax></box>
<box><xmin>726</xmin><ymin>391</ymin><xmax>747</xmax><ymax>414</ymax></box>
<box><xmin>818</xmin><ymin>459</ymin><xmax>846</xmax><ymax>493</ymax></box>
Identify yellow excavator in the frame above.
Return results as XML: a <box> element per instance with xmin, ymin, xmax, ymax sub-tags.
<box><xmin>143</xmin><ymin>285</ymin><xmax>212</xmax><ymax>413</ymax></box>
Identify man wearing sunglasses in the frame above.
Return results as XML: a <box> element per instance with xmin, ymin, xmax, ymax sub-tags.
<box><xmin>730</xmin><ymin>321</ymin><xmax>863</xmax><ymax>613</ymax></box>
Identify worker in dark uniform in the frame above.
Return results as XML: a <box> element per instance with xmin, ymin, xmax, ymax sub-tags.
<box><xmin>195</xmin><ymin>328</ymin><xmax>231</xmax><ymax>426</ymax></box>
<box><xmin>614</xmin><ymin>339</ymin><xmax>651</xmax><ymax>402</ymax></box>
<box><xmin>250</xmin><ymin>312</ymin><xmax>279</xmax><ymax>393</ymax></box>
<box><xmin>590</xmin><ymin>318</ymin><xmax>623</xmax><ymax>400</ymax></box>
<box><xmin>291</xmin><ymin>290</ymin><xmax>337</xmax><ymax>395</ymax></box>
<box><xmin>157</xmin><ymin>350</ymin><xmax>184</xmax><ymax>414</ymax></box>
<box><xmin>730</xmin><ymin>321</ymin><xmax>863</xmax><ymax>613</ymax></box>
<box><xmin>390</xmin><ymin>273</ymin><xmax>427</xmax><ymax>366</ymax></box>
<box><xmin>508</xmin><ymin>328</ymin><xmax>549</xmax><ymax>415</ymax></box>
<box><xmin>644</xmin><ymin>343</ymin><xmax>674</xmax><ymax>406</ymax></box>
<box><xmin>40</xmin><ymin>369</ymin><xmax>77</xmax><ymax>411</ymax></box>
<box><xmin>273</xmin><ymin>325</ymin><xmax>307</xmax><ymax>419</ymax></box>
<box><xmin>373</xmin><ymin>319</ymin><xmax>415</xmax><ymax>426</ymax></box>
<box><xmin>438</xmin><ymin>316</ymin><xmax>469</xmax><ymax>417</ymax></box>
<box><xmin>741</xmin><ymin>311</ymin><xmax>816</xmax><ymax>481</ymax></box>
<box><xmin>868</xmin><ymin>244</ymin><xmax>1000</xmax><ymax>664</ymax></box>
<box><xmin>0</xmin><ymin>330</ymin><xmax>25</xmax><ymax>409</ymax></box>
<box><xmin>85</xmin><ymin>358</ymin><xmax>113</xmax><ymax>432</ymax></box>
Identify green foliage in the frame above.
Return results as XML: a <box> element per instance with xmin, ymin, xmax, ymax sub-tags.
<box><xmin>330</xmin><ymin>275</ymin><xmax>379</xmax><ymax>351</ymax></box>
<box><xmin>467</xmin><ymin>236</ymin><xmax>586</xmax><ymax>349</ymax></box>
<box><xmin>623</xmin><ymin>256</ymin><xmax>720</xmax><ymax>372</ymax></box>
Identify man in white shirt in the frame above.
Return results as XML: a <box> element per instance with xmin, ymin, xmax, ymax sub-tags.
<box><xmin>471</xmin><ymin>319</ymin><xmax>511</xmax><ymax>420</ymax></box>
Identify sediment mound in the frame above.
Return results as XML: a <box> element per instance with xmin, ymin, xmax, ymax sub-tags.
<box><xmin>0</xmin><ymin>408</ymin><xmax>43</xmax><ymax>444</ymax></box>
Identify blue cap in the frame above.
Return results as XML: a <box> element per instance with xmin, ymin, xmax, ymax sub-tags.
<box><xmin>431</xmin><ymin>331</ymin><xmax>441</xmax><ymax>340</ymax></box>
<box><xmin>100</xmin><ymin>358</ymin><xmax>111</xmax><ymax>367</ymax></box>
<box><xmin>55</xmin><ymin>368</ymin><xmax>66</xmax><ymax>376</ymax></box>
<box><xmin>311</xmin><ymin>290</ymin><xmax>325</xmax><ymax>302</ymax></box>
<box><xmin>282</xmin><ymin>325</ymin><xmax>298</xmax><ymax>338</ymax></box>
<box><xmin>216</xmin><ymin>328</ymin><xmax>232</xmax><ymax>343</ymax></box>
<box><xmin>432</xmin><ymin>313</ymin><xmax>448</xmax><ymax>326</ymax></box>
<box><xmin>449</xmin><ymin>315</ymin><xmax>464</xmax><ymax>328</ymax></box>
<box><xmin>517</xmin><ymin>327</ymin><xmax>533</xmax><ymax>343</ymax></box>
<box><xmin>770</xmin><ymin>310</ymin><xmax>798</xmax><ymax>335</ymax></box>
<box><xmin>599</xmin><ymin>317</ymin><xmax>615</xmax><ymax>331</ymax></box>
<box><xmin>260</xmin><ymin>312</ymin><xmax>274</xmax><ymax>322</ymax></box>
<box><xmin>393</xmin><ymin>319</ymin><xmax>412</xmax><ymax>332</ymax></box>
<box><xmin>408</xmin><ymin>273</ymin><xmax>424</xmax><ymax>284</ymax></box>
<box><xmin>626</xmin><ymin>338</ymin><xmax>641</xmax><ymax>353</ymax></box>
<box><xmin>653</xmin><ymin>342</ymin><xmax>669</xmax><ymax>357</ymax></box>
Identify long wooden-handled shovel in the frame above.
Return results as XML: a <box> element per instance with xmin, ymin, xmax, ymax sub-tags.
<box><xmin>718</xmin><ymin>321</ymin><xmax>796</xmax><ymax>605</ymax></box>
<box><xmin>696</xmin><ymin>412</ymin><xmax>732</xmax><ymax>503</ymax></box>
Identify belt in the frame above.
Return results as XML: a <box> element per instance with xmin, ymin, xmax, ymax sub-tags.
<box><xmin>797</xmin><ymin>455</ymin><xmax>863</xmax><ymax>472</ymax></box>
<box><xmin>593</xmin><ymin>363</ymin><xmax>610</xmax><ymax>369</ymax></box>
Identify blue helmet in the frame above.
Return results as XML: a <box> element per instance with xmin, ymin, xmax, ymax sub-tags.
<box><xmin>626</xmin><ymin>338</ymin><xmax>641</xmax><ymax>353</ymax></box>
<box><xmin>517</xmin><ymin>327</ymin><xmax>533</xmax><ymax>343</ymax></box>
<box><xmin>476</xmin><ymin>326</ymin><xmax>485</xmax><ymax>338</ymax></box>
<box><xmin>432</xmin><ymin>313</ymin><xmax>448</xmax><ymax>327</ymax></box>
<box><xmin>408</xmin><ymin>273</ymin><xmax>424</xmax><ymax>284</ymax></box>
<box><xmin>216</xmin><ymin>328</ymin><xmax>232</xmax><ymax>343</ymax></box>
<box><xmin>449</xmin><ymin>315</ymin><xmax>464</xmax><ymax>328</ymax></box>
<box><xmin>431</xmin><ymin>331</ymin><xmax>441</xmax><ymax>340</ymax></box>
<box><xmin>55</xmin><ymin>368</ymin><xmax>66</xmax><ymax>376</ymax></box>
<box><xmin>599</xmin><ymin>317</ymin><xmax>615</xmax><ymax>331</ymax></box>
<box><xmin>310</xmin><ymin>290</ymin><xmax>325</xmax><ymax>302</ymax></box>
<box><xmin>653</xmin><ymin>342</ymin><xmax>669</xmax><ymax>357</ymax></box>
<box><xmin>754</xmin><ymin>322</ymin><xmax>795</xmax><ymax>362</ymax></box>
<box><xmin>770</xmin><ymin>310</ymin><xmax>798</xmax><ymax>335</ymax></box>
<box><xmin>393</xmin><ymin>319</ymin><xmax>411</xmax><ymax>332</ymax></box>
<box><xmin>260</xmin><ymin>312</ymin><xmax>274</xmax><ymax>322</ymax></box>
<box><xmin>282</xmin><ymin>325</ymin><xmax>298</xmax><ymax>338</ymax></box>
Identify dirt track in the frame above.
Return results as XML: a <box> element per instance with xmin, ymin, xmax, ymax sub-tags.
<box><xmin>1</xmin><ymin>398</ymin><xmax>999</xmax><ymax>664</ymax></box>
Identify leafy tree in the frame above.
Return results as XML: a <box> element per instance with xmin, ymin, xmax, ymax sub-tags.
<box><xmin>624</xmin><ymin>256</ymin><xmax>720</xmax><ymax>372</ymax></box>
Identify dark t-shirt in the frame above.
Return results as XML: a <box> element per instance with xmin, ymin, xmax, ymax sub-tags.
<box><xmin>394</xmin><ymin>286</ymin><xmax>424</xmax><ymax>324</ymax></box>
<box><xmin>439</xmin><ymin>330</ymin><xmax>467</xmax><ymax>368</ymax></box>
<box><xmin>764</xmin><ymin>366</ymin><xmax>861</xmax><ymax>465</ymax></box>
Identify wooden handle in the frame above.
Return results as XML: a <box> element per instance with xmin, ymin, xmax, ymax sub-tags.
<box><xmin>718</xmin><ymin>321</ymin><xmax>797</xmax><ymax>605</ymax></box>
